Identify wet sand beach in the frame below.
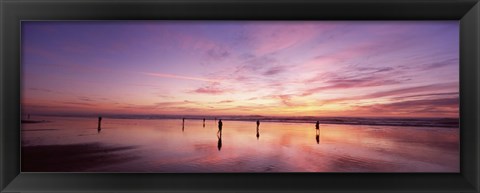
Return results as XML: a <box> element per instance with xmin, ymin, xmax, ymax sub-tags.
<box><xmin>21</xmin><ymin>116</ymin><xmax>459</xmax><ymax>172</ymax></box>
<box><xmin>22</xmin><ymin>143</ymin><xmax>138</xmax><ymax>172</ymax></box>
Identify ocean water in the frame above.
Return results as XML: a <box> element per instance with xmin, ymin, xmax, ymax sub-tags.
<box><xmin>21</xmin><ymin>116</ymin><xmax>459</xmax><ymax>172</ymax></box>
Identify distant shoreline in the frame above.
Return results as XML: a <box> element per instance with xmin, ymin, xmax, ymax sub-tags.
<box><xmin>26</xmin><ymin>114</ymin><xmax>459</xmax><ymax>128</ymax></box>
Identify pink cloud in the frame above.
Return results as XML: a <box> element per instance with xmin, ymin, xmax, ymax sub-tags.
<box><xmin>261</xmin><ymin>94</ymin><xmax>306</xmax><ymax>107</ymax></box>
<box><xmin>191</xmin><ymin>82</ymin><xmax>230</xmax><ymax>95</ymax></box>
<box><xmin>317</xmin><ymin>83</ymin><xmax>458</xmax><ymax>105</ymax></box>
<box><xmin>303</xmin><ymin>79</ymin><xmax>400</xmax><ymax>96</ymax></box>
<box><xmin>365</xmin><ymin>83</ymin><xmax>457</xmax><ymax>99</ymax></box>
<box><xmin>193</xmin><ymin>87</ymin><xmax>226</xmax><ymax>95</ymax></box>
<box><xmin>301</xmin><ymin>67</ymin><xmax>401</xmax><ymax>96</ymax></box>
<box><xmin>351</xmin><ymin>97</ymin><xmax>458</xmax><ymax>117</ymax></box>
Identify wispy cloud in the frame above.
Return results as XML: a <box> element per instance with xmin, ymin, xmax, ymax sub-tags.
<box><xmin>175</xmin><ymin>32</ymin><xmax>232</xmax><ymax>63</ymax></box>
<box><xmin>352</xmin><ymin>97</ymin><xmax>458</xmax><ymax>117</ymax></box>
<box><xmin>248</xmin><ymin>23</ymin><xmax>334</xmax><ymax>55</ymax></box>
<box><xmin>29</xmin><ymin>87</ymin><xmax>53</xmax><ymax>93</ymax></box>
<box><xmin>317</xmin><ymin>83</ymin><xmax>458</xmax><ymax>105</ymax></box>
<box><xmin>62</xmin><ymin>101</ymin><xmax>95</xmax><ymax>106</ymax></box>
<box><xmin>392</xmin><ymin>92</ymin><xmax>458</xmax><ymax>100</ymax></box>
<box><xmin>421</xmin><ymin>58</ymin><xmax>458</xmax><ymax>70</ymax></box>
<box><xmin>302</xmin><ymin>67</ymin><xmax>402</xmax><ymax>96</ymax></box>
<box><xmin>121</xmin><ymin>100</ymin><xmax>198</xmax><ymax>110</ymax></box>
<box><xmin>78</xmin><ymin>96</ymin><xmax>94</xmax><ymax>102</ymax></box>
<box><xmin>274</xmin><ymin>94</ymin><xmax>305</xmax><ymax>107</ymax></box>
<box><xmin>192</xmin><ymin>83</ymin><xmax>229</xmax><ymax>95</ymax></box>
<box><xmin>193</xmin><ymin>87</ymin><xmax>225</xmax><ymax>95</ymax></box>
<box><xmin>144</xmin><ymin>72</ymin><xmax>219</xmax><ymax>83</ymax></box>
<box><xmin>365</xmin><ymin>83</ymin><xmax>457</xmax><ymax>99</ymax></box>
<box><xmin>235</xmin><ymin>56</ymin><xmax>278</xmax><ymax>74</ymax></box>
<box><xmin>263</xmin><ymin>65</ymin><xmax>287</xmax><ymax>76</ymax></box>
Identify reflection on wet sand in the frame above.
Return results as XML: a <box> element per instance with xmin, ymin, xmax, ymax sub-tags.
<box><xmin>217</xmin><ymin>129</ymin><xmax>222</xmax><ymax>151</ymax></box>
<box><xmin>21</xmin><ymin>116</ymin><xmax>459</xmax><ymax>172</ymax></box>
<box><xmin>22</xmin><ymin>142</ymin><xmax>137</xmax><ymax>172</ymax></box>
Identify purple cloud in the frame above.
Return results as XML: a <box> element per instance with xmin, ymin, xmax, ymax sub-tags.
<box><xmin>191</xmin><ymin>83</ymin><xmax>229</xmax><ymax>95</ymax></box>
<box><xmin>263</xmin><ymin>65</ymin><xmax>287</xmax><ymax>76</ymax></box>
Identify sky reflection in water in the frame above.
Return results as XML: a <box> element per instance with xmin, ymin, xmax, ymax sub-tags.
<box><xmin>21</xmin><ymin>116</ymin><xmax>459</xmax><ymax>172</ymax></box>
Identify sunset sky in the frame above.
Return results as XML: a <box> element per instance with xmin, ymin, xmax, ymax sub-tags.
<box><xmin>21</xmin><ymin>21</ymin><xmax>459</xmax><ymax>118</ymax></box>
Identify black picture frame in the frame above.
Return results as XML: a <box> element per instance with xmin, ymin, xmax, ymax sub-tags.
<box><xmin>1</xmin><ymin>0</ymin><xmax>479</xmax><ymax>192</ymax></box>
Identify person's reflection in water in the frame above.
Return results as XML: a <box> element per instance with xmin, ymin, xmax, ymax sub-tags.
<box><xmin>217</xmin><ymin>129</ymin><xmax>222</xmax><ymax>151</ymax></box>
<box><xmin>217</xmin><ymin>119</ymin><xmax>223</xmax><ymax>151</ymax></box>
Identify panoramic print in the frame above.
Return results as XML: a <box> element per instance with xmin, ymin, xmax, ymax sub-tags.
<box><xmin>21</xmin><ymin>21</ymin><xmax>459</xmax><ymax>172</ymax></box>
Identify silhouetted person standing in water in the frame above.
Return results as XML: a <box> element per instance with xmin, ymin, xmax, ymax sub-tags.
<box><xmin>182</xmin><ymin>118</ymin><xmax>185</xmax><ymax>132</ymax></box>
<box><xmin>256</xmin><ymin>120</ymin><xmax>260</xmax><ymax>139</ymax></box>
<box><xmin>98</xmin><ymin>116</ymin><xmax>102</xmax><ymax>132</ymax></box>
<box><xmin>203</xmin><ymin>118</ymin><xmax>206</xmax><ymax>128</ymax></box>
<box><xmin>315</xmin><ymin>121</ymin><xmax>320</xmax><ymax>130</ymax></box>
<box><xmin>218</xmin><ymin>119</ymin><xmax>223</xmax><ymax>131</ymax></box>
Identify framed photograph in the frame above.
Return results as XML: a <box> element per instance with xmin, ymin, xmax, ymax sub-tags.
<box><xmin>1</xmin><ymin>0</ymin><xmax>479</xmax><ymax>192</ymax></box>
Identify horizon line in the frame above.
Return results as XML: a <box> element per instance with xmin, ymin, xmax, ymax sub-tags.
<box><xmin>24</xmin><ymin>112</ymin><xmax>459</xmax><ymax>120</ymax></box>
